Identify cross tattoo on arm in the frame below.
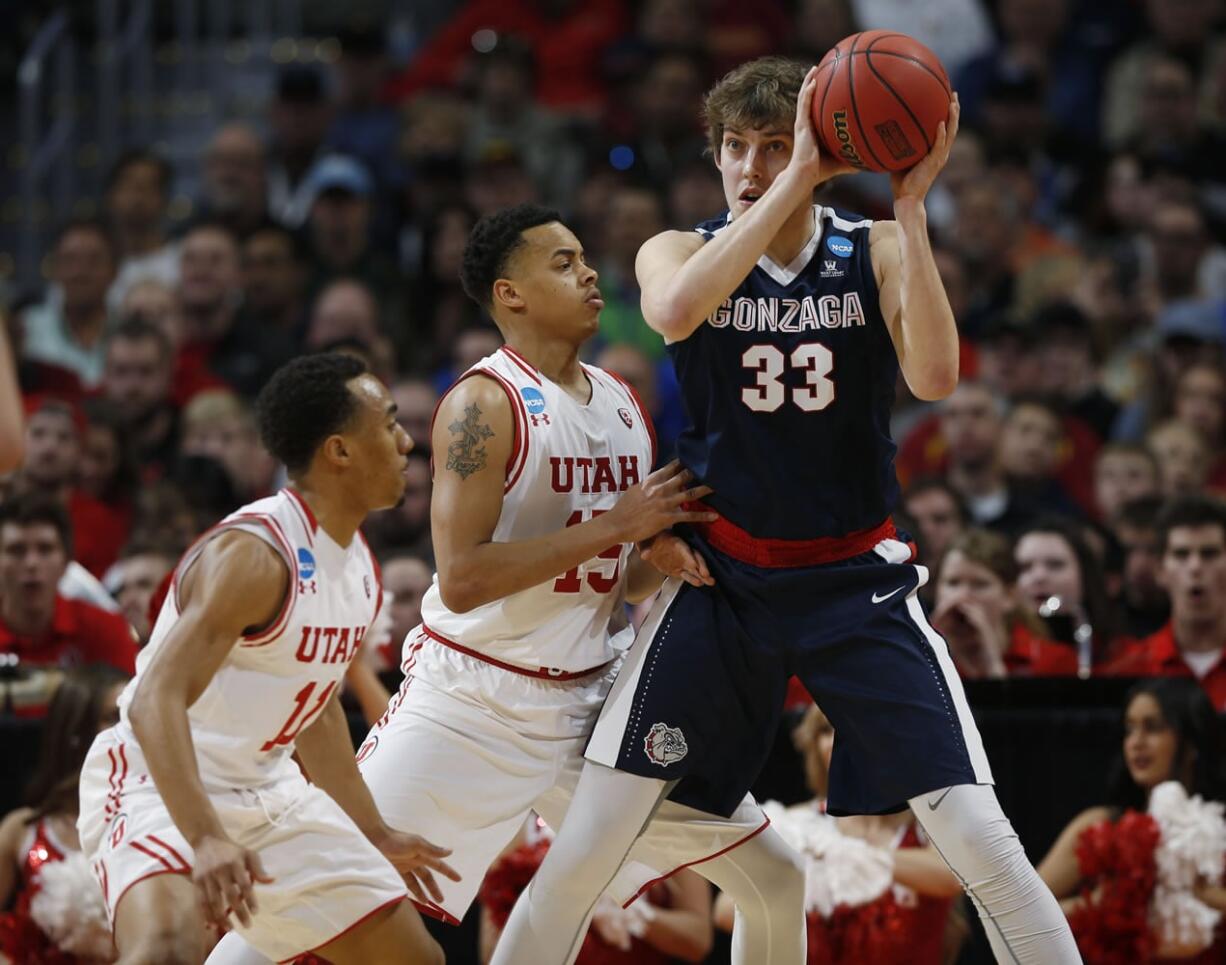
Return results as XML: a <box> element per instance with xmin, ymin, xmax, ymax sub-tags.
<box><xmin>446</xmin><ymin>403</ymin><xmax>495</xmax><ymax>480</ymax></box>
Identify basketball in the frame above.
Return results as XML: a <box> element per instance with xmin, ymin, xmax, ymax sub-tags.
<box><xmin>813</xmin><ymin>30</ymin><xmax>952</xmax><ymax>174</ymax></box>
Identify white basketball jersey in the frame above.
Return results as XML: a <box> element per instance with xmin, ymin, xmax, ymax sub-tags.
<box><xmin>116</xmin><ymin>489</ymin><xmax>382</xmax><ymax>789</ymax></box>
<box><xmin>419</xmin><ymin>346</ymin><xmax>656</xmax><ymax>673</ymax></box>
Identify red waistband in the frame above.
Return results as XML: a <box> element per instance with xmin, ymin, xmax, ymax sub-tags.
<box><xmin>420</xmin><ymin>625</ymin><xmax>613</xmax><ymax>680</ymax></box>
<box><xmin>692</xmin><ymin>514</ymin><xmax>898</xmax><ymax>568</ymax></box>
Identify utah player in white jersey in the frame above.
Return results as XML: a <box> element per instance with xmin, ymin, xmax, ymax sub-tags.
<box><xmin>210</xmin><ymin>205</ymin><xmax>809</xmax><ymax>965</ymax></box>
<box><xmin>77</xmin><ymin>354</ymin><xmax>457</xmax><ymax>964</ymax></box>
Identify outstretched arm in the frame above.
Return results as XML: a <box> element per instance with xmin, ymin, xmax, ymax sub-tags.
<box><xmin>0</xmin><ymin>325</ymin><xmax>23</xmax><ymax>472</ymax></box>
<box><xmin>432</xmin><ymin>376</ymin><xmax>714</xmax><ymax>613</ymax></box>
<box><xmin>127</xmin><ymin>531</ymin><xmax>284</xmax><ymax>928</ymax></box>
<box><xmin>873</xmin><ymin>96</ymin><xmax>962</xmax><ymax>401</ymax></box>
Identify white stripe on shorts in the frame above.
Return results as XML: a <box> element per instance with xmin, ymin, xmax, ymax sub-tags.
<box><xmin>904</xmin><ymin>576</ymin><xmax>994</xmax><ymax>785</ymax></box>
<box><xmin>585</xmin><ymin>578</ymin><xmax>683</xmax><ymax>768</ymax></box>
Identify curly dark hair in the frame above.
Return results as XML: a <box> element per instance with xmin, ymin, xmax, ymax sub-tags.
<box><xmin>1156</xmin><ymin>493</ymin><xmax>1226</xmax><ymax>554</ymax></box>
<box><xmin>459</xmin><ymin>203</ymin><xmax>562</xmax><ymax>310</ymax></box>
<box><xmin>255</xmin><ymin>354</ymin><xmax>368</xmax><ymax>475</ymax></box>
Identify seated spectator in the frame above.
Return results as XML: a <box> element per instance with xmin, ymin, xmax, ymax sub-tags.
<box><xmin>179</xmin><ymin>389</ymin><xmax>277</xmax><ymax>502</ymax></box>
<box><xmin>1094</xmin><ymin>443</ymin><xmax>1161</xmax><ymax>523</ymax></box>
<box><xmin>0</xmin><ymin>496</ymin><xmax>136</xmax><ymax>716</ymax></box>
<box><xmin>1106</xmin><ymin>496</ymin><xmax>1226</xmax><ymax>711</ymax></box>
<box><xmin>20</xmin><ymin>219</ymin><xmax>117</xmax><ymax>389</ymax></box>
<box><xmin>932</xmin><ymin>528</ymin><xmax>1077</xmax><ymax>679</ymax></box>
<box><xmin>712</xmin><ymin>703</ymin><xmax>963</xmax><ymax>964</ymax></box>
<box><xmin>104</xmin><ymin>148</ymin><xmax>179</xmax><ymax>312</ymax></box>
<box><xmin>378</xmin><ymin>553</ymin><xmax>434</xmax><ymax>672</ymax></box>
<box><xmin>240</xmin><ymin>223</ymin><xmax>308</xmax><ymax>343</ymax></box>
<box><xmin>589</xmin><ymin>187</ymin><xmax>667</xmax><ymax>363</ymax></box>
<box><xmin>305</xmin><ymin>279</ymin><xmax>398</xmax><ymax>385</ymax></box>
<box><xmin>267</xmin><ymin>64</ymin><xmax>333</xmax><ymax>228</ymax></box>
<box><xmin>900</xmin><ymin>478</ymin><xmax>970</xmax><ymax>588</ymax></box>
<box><xmin>1034</xmin><ymin>301</ymin><xmax>1120</xmax><ymax>442</ymax></box>
<box><xmin>1171</xmin><ymin>362</ymin><xmax>1226</xmax><ymax>491</ymax></box>
<box><xmin>407</xmin><ymin>202</ymin><xmax>478</xmax><ymax>369</ymax></box>
<box><xmin>1146</xmin><ymin>418</ymin><xmax>1211</xmax><ymax>498</ymax></box>
<box><xmin>364</xmin><ymin>447</ymin><xmax>433</xmax><ymax>558</ymax></box>
<box><xmin>104</xmin><ymin>540</ymin><xmax>179</xmax><ymax>645</ymax></box>
<box><xmin>77</xmin><ymin>398</ymin><xmax>138</xmax><ymax>527</ymax></box>
<box><xmin>389</xmin><ymin>377</ymin><xmax>438</xmax><ymax>454</ymax></box>
<box><xmin>998</xmin><ymin>396</ymin><xmax>1087</xmax><ymax>519</ymax></box>
<box><xmin>1110</xmin><ymin>497</ymin><xmax>1170</xmax><ymax>640</ymax></box>
<box><xmin>100</xmin><ymin>317</ymin><xmax>179</xmax><ymax>481</ymax></box>
<box><xmin>198</xmin><ymin>123</ymin><xmax>270</xmax><ymax>239</ymax></box>
<box><xmin>1014</xmin><ymin>516</ymin><xmax>1119</xmax><ymax>668</ymax></box>
<box><xmin>1038</xmin><ymin>678</ymin><xmax>1226</xmax><ymax>961</ymax></box>
<box><xmin>6</xmin><ymin>298</ymin><xmax>83</xmax><ymax>406</ymax></box>
<box><xmin>0</xmin><ymin>664</ymin><xmax>128</xmax><ymax>963</ymax></box>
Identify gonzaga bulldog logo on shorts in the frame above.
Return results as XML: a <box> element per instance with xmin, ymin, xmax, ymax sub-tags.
<box><xmin>644</xmin><ymin>723</ymin><xmax>688</xmax><ymax>766</ymax></box>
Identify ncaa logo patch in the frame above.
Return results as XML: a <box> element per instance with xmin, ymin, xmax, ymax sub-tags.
<box><xmin>520</xmin><ymin>387</ymin><xmax>547</xmax><ymax>415</ymax></box>
<box><xmin>297</xmin><ymin>547</ymin><xmax>316</xmax><ymax>581</ymax></box>
<box><xmin>826</xmin><ymin>235</ymin><xmax>854</xmax><ymax>258</ymax></box>
<box><xmin>618</xmin><ymin>407</ymin><xmax>634</xmax><ymax>429</ymax></box>
<box><xmin>644</xmin><ymin>723</ymin><xmax>688</xmax><ymax>766</ymax></box>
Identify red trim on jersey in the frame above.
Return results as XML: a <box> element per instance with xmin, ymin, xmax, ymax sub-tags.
<box><xmin>692</xmin><ymin>515</ymin><xmax>898</xmax><ymax>568</ymax></box>
<box><xmin>421</xmin><ymin>624</ymin><xmax>612</xmax><ymax>680</ymax></box>
<box><xmin>409</xmin><ymin>897</ymin><xmax>461</xmax><ymax>926</ymax></box>
<box><xmin>106</xmin><ymin>742</ymin><xmax>129</xmax><ymax>817</ymax></box>
<box><xmin>146</xmin><ymin>834</ymin><xmax>190</xmax><ymax>871</ymax></box>
<box><xmin>357</xmin><ymin>530</ymin><xmax>384</xmax><ymax>624</ymax></box>
<box><xmin>283</xmin><ymin>895</ymin><xmax>411</xmax><ymax>962</ymax></box>
<box><xmin>480</xmin><ymin>367</ymin><xmax>531</xmax><ymax>491</ymax></box>
<box><xmin>430</xmin><ymin>369</ymin><xmax>528</xmax><ymax>491</ymax></box>
<box><xmin>95</xmin><ymin>859</ymin><xmax>109</xmax><ymax>901</ymax></box>
<box><xmin>237</xmin><ymin>512</ymin><xmax>299</xmax><ymax>646</ymax></box>
<box><xmin>499</xmin><ymin>345</ymin><xmax>542</xmax><ymax>385</ymax></box>
<box><xmin>130</xmin><ymin>840</ymin><xmax>182</xmax><ymax>874</ymax></box>
<box><xmin>601</xmin><ymin>368</ymin><xmax>658</xmax><ymax>466</ymax></box>
<box><xmin>620</xmin><ymin>816</ymin><xmax>771</xmax><ymax>909</ymax></box>
<box><xmin>284</xmin><ymin>487</ymin><xmax>318</xmax><ymax>541</ymax></box>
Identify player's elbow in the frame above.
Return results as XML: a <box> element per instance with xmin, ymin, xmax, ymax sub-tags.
<box><xmin>643</xmin><ymin>292</ymin><xmax>700</xmax><ymax>342</ymax></box>
<box><xmin>906</xmin><ymin>363</ymin><xmax>958</xmax><ymax>401</ymax></box>
<box><xmin>436</xmin><ymin>569</ymin><xmax>482</xmax><ymax>614</ymax></box>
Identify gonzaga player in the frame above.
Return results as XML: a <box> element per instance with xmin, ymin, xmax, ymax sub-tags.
<box><xmin>495</xmin><ymin>59</ymin><xmax>1081</xmax><ymax>965</ymax></box>
<box><xmin>77</xmin><ymin>355</ymin><xmax>456</xmax><ymax>965</ymax></box>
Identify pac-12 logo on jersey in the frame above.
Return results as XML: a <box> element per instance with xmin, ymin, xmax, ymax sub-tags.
<box><xmin>644</xmin><ymin>722</ymin><xmax>688</xmax><ymax>766</ymax></box>
<box><xmin>826</xmin><ymin>235</ymin><xmax>854</xmax><ymax>258</ymax></box>
<box><xmin>520</xmin><ymin>387</ymin><xmax>546</xmax><ymax>414</ymax></box>
<box><xmin>618</xmin><ymin>407</ymin><xmax>634</xmax><ymax>429</ymax></box>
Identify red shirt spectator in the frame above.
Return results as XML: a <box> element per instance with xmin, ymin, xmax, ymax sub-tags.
<box><xmin>1102</xmin><ymin>496</ymin><xmax>1226</xmax><ymax>713</ymax></box>
<box><xmin>0</xmin><ymin>595</ymin><xmax>136</xmax><ymax>674</ymax></box>
<box><xmin>1106</xmin><ymin>623</ymin><xmax>1226</xmax><ymax>712</ymax></box>
<box><xmin>1003</xmin><ymin>624</ymin><xmax>1079</xmax><ymax>677</ymax></box>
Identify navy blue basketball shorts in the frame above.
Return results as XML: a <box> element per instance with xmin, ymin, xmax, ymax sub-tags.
<box><xmin>585</xmin><ymin>534</ymin><xmax>994</xmax><ymax>818</ymax></box>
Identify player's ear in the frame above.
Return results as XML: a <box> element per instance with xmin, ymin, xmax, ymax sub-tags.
<box><xmin>321</xmin><ymin>433</ymin><xmax>351</xmax><ymax>469</ymax></box>
<box><xmin>492</xmin><ymin>278</ymin><xmax>524</xmax><ymax>312</ymax></box>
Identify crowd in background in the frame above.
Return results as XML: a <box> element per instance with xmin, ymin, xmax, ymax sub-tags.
<box><xmin>2</xmin><ymin>0</ymin><xmax>1226</xmax><ymax>962</ymax></box>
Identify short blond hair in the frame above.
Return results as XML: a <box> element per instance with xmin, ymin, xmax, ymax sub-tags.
<box><xmin>703</xmin><ymin>56</ymin><xmax>807</xmax><ymax>157</ymax></box>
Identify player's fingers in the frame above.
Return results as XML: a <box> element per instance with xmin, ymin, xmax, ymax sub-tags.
<box><xmin>403</xmin><ymin>874</ymin><xmax>427</xmax><ymax>904</ymax></box>
<box><xmin>235</xmin><ymin>862</ymin><xmax>259</xmax><ymax>917</ymax></box>
<box><xmin>644</xmin><ymin>459</ymin><xmax>683</xmax><ymax>485</ymax></box>
<box><xmin>694</xmin><ymin>552</ymin><xmax>714</xmax><ymax>584</ymax></box>
<box><xmin>416</xmin><ymin>868</ymin><xmax>445</xmax><ymax>904</ymax></box>
<box><xmin>246</xmin><ymin>850</ymin><xmax>275</xmax><ymax>885</ymax></box>
<box><xmin>675</xmin><ymin>509</ymin><xmax>719</xmax><ymax>524</ymax></box>
<box><xmin>655</xmin><ymin>468</ymin><xmax>695</xmax><ymax>493</ymax></box>
<box><xmin>198</xmin><ymin>875</ymin><xmax>227</xmax><ymax>929</ymax></box>
<box><xmin>679</xmin><ymin>569</ymin><xmax>703</xmax><ymax>587</ymax></box>
<box><xmin>427</xmin><ymin>856</ymin><xmax>462</xmax><ymax>882</ymax></box>
<box><xmin>414</xmin><ymin>839</ymin><xmax>453</xmax><ymax>859</ymax></box>
<box><xmin>670</xmin><ymin>484</ymin><xmax>713</xmax><ymax>505</ymax></box>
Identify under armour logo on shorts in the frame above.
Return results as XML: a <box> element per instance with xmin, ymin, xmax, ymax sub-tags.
<box><xmin>644</xmin><ymin>723</ymin><xmax>688</xmax><ymax>766</ymax></box>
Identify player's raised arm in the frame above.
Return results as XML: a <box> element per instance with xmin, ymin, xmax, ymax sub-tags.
<box><xmin>431</xmin><ymin>376</ymin><xmax>716</xmax><ymax>613</ymax></box>
<box><xmin>873</xmin><ymin>95</ymin><xmax>962</xmax><ymax>401</ymax></box>
<box><xmin>126</xmin><ymin>530</ymin><xmax>281</xmax><ymax>928</ymax></box>
<box><xmin>638</xmin><ymin>66</ymin><xmax>836</xmax><ymax>343</ymax></box>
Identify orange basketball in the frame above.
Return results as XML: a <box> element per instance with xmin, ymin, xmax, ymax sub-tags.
<box><xmin>813</xmin><ymin>31</ymin><xmax>952</xmax><ymax>174</ymax></box>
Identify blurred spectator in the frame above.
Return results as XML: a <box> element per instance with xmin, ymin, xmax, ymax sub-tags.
<box><xmin>616</xmin><ymin>50</ymin><xmax>708</xmax><ymax>187</ymax></box>
<box><xmin>590</xmin><ymin>186</ymin><xmax>666</xmax><ymax>361</ymax></box>
<box><xmin>665</xmin><ymin>159</ymin><xmax>726</xmax><ymax>232</ymax></box>
<box><xmin>1033</xmin><ymin>301</ymin><xmax>1119</xmax><ymax>441</ymax></box>
<box><xmin>16</xmin><ymin>399</ymin><xmax>129</xmax><ymax>579</ymax></box>
<box><xmin>851</xmin><ymin>0</ymin><xmax>992</xmax><ymax>75</ymax></box>
<box><xmin>1103</xmin><ymin>0</ymin><xmax>1226</xmax><ymax>148</ymax></box>
<box><xmin>268</xmin><ymin>65</ymin><xmax>334</xmax><ymax>228</ymax></box>
<box><xmin>434</xmin><ymin>322</ymin><xmax>505</xmax><ymax>393</ymax></box>
<box><xmin>932</xmin><ymin>528</ymin><xmax>1076</xmax><ymax>679</ymax></box>
<box><xmin>901</xmin><ymin>477</ymin><xmax>971</xmax><ymax>572</ymax></box>
<box><xmin>1106</xmin><ymin>495</ymin><xmax>1226</xmax><ymax>710</ymax></box>
<box><xmin>1110</xmin><ymin>496</ymin><xmax>1170</xmax><ymax>639</ymax></box>
<box><xmin>104</xmin><ymin>540</ymin><xmax>177</xmax><ymax>645</ymax></box>
<box><xmin>1172</xmin><ymin>362</ymin><xmax>1226</xmax><ymax>491</ymax></box>
<box><xmin>0</xmin><ymin>665</ymin><xmax>127</xmax><ymax>961</ymax></box>
<box><xmin>101</xmin><ymin>318</ymin><xmax>178</xmax><ymax>479</ymax></box>
<box><xmin>1144</xmin><ymin>200</ymin><xmax>1226</xmax><ymax>306</ymax></box>
<box><xmin>790</xmin><ymin>0</ymin><xmax>858</xmax><ymax>64</ymax></box>
<box><xmin>409</xmin><ymin>203</ymin><xmax>479</xmax><ymax>367</ymax></box>
<box><xmin>1146</xmin><ymin>418</ymin><xmax>1211</xmax><ymax>499</ymax></box>
<box><xmin>1094</xmin><ymin>443</ymin><xmax>1161</xmax><ymax>522</ymax></box>
<box><xmin>179</xmin><ymin>389</ymin><xmax>276</xmax><ymax>502</ymax></box>
<box><xmin>128</xmin><ymin>481</ymin><xmax>203</xmax><ymax>554</ymax></box>
<box><xmin>326</xmin><ymin>27</ymin><xmax>402</xmax><ymax>197</ymax></box>
<box><xmin>389</xmin><ymin>377</ymin><xmax>439</xmax><ymax>453</ymax></box>
<box><xmin>6</xmin><ymin>299</ymin><xmax>83</xmax><ymax>406</ymax></box>
<box><xmin>20</xmin><ymin>220</ymin><xmax>117</xmax><ymax>389</ymax></box>
<box><xmin>240</xmin><ymin>223</ymin><xmax>308</xmax><ymax>343</ymax></box>
<box><xmin>998</xmin><ymin>397</ymin><xmax>1084</xmax><ymax>519</ymax></box>
<box><xmin>104</xmin><ymin>149</ymin><xmax>178</xmax><ymax>313</ymax></box>
<box><xmin>0</xmin><ymin>495</ymin><xmax>136</xmax><ymax>714</ymax></box>
<box><xmin>375</xmin><ymin>552</ymin><xmax>434</xmax><ymax>672</ymax></box>
<box><xmin>594</xmin><ymin>342</ymin><xmax>681</xmax><ymax>462</ymax></box>
<box><xmin>462</xmin><ymin>41</ymin><xmax>584</xmax><ymax>210</ymax></box>
<box><xmin>77</xmin><ymin>397</ymin><xmax>137</xmax><ymax>535</ymax></box>
<box><xmin>305</xmin><ymin>279</ymin><xmax>398</xmax><ymax>385</ymax></box>
<box><xmin>465</xmin><ymin>145</ymin><xmax>542</xmax><ymax>218</ymax></box>
<box><xmin>1014</xmin><ymin>516</ymin><xmax>1119</xmax><ymax>666</ymax></box>
<box><xmin>365</xmin><ymin>447</ymin><xmax>433</xmax><ymax>558</ymax></box>
<box><xmin>384</xmin><ymin>0</ymin><xmax>627</xmax><ymax>117</ymax></box>
<box><xmin>199</xmin><ymin>123</ymin><xmax>270</xmax><ymax>239</ymax></box>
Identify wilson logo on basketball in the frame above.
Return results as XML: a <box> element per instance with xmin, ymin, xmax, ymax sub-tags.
<box><xmin>618</xmin><ymin>407</ymin><xmax>634</xmax><ymax>429</ymax></box>
<box><xmin>830</xmin><ymin>111</ymin><xmax>865</xmax><ymax>169</ymax></box>
<box><xmin>644</xmin><ymin>723</ymin><xmax>688</xmax><ymax>766</ymax></box>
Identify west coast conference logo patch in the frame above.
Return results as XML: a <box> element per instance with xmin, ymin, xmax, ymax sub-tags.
<box><xmin>520</xmin><ymin>386</ymin><xmax>547</xmax><ymax>414</ymax></box>
<box><xmin>644</xmin><ymin>722</ymin><xmax>688</xmax><ymax>766</ymax></box>
<box><xmin>618</xmin><ymin>407</ymin><xmax>634</xmax><ymax>429</ymax></box>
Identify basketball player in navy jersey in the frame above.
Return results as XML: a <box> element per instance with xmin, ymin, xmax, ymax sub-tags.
<box><xmin>493</xmin><ymin>57</ymin><xmax>1081</xmax><ymax>965</ymax></box>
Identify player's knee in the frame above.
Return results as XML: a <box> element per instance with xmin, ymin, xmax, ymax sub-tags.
<box><xmin>768</xmin><ymin>855</ymin><xmax>806</xmax><ymax>911</ymax></box>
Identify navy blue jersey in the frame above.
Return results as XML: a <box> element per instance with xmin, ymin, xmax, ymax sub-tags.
<box><xmin>669</xmin><ymin>205</ymin><xmax>900</xmax><ymax>544</ymax></box>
